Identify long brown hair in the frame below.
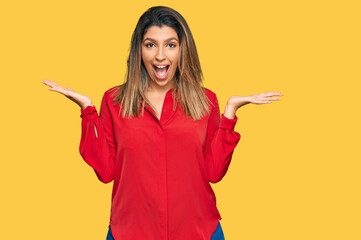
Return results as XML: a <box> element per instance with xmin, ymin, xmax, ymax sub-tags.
<box><xmin>111</xmin><ymin>6</ymin><xmax>211</xmax><ymax>120</ymax></box>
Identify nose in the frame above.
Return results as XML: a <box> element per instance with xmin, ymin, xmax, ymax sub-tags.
<box><xmin>155</xmin><ymin>46</ymin><xmax>166</xmax><ymax>61</ymax></box>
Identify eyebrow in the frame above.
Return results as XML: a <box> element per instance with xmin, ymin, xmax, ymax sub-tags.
<box><xmin>143</xmin><ymin>37</ymin><xmax>179</xmax><ymax>43</ymax></box>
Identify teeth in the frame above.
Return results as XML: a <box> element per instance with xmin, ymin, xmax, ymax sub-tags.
<box><xmin>155</xmin><ymin>65</ymin><xmax>167</xmax><ymax>68</ymax></box>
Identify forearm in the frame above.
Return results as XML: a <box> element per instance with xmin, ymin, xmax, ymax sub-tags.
<box><xmin>223</xmin><ymin>103</ymin><xmax>238</xmax><ymax>119</ymax></box>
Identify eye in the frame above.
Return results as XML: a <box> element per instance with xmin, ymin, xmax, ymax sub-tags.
<box><xmin>145</xmin><ymin>43</ymin><xmax>155</xmax><ymax>48</ymax></box>
<box><xmin>168</xmin><ymin>43</ymin><xmax>176</xmax><ymax>48</ymax></box>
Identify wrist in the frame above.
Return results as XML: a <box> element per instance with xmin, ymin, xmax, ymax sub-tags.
<box><xmin>224</xmin><ymin>103</ymin><xmax>237</xmax><ymax>119</ymax></box>
<box><xmin>81</xmin><ymin>103</ymin><xmax>94</xmax><ymax>110</ymax></box>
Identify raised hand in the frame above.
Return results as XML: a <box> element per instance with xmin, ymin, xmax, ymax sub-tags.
<box><xmin>41</xmin><ymin>80</ymin><xmax>93</xmax><ymax>110</ymax></box>
<box><xmin>224</xmin><ymin>91</ymin><xmax>283</xmax><ymax>119</ymax></box>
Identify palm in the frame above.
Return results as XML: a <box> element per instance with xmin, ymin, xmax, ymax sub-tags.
<box><xmin>228</xmin><ymin>91</ymin><xmax>283</xmax><ymax>108</ymax></box>
<box><xmin>41</xmin><ymin>80</ymin><xmax>92</xmax><ymax>109</ymax></box>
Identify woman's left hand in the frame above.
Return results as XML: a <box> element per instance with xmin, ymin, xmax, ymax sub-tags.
<box><xmin>224</xmin><ymin>91</ymin><xmax>283</xmax><ymax>119</ymax></box>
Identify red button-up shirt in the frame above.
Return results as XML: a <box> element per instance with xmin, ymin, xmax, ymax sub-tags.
<box><xmin>79</xmin><ymin>86</ymin><xmax>241</xmax><ymax>240</ymax></box>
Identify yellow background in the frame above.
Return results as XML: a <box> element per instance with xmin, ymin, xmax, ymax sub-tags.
<box><xmin>1</xmin><ymin>0</ymin><xmax>360</xmax><ymax>239</ymax></box>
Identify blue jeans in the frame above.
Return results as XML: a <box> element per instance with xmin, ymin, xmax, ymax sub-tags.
<box><xmin>106</xmin><ymin>222</ymin><xmax>225</xmax><ymax>240</ymax></box>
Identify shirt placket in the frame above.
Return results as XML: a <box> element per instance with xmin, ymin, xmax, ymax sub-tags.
<box><xmin>157</xmin><ymin>123</ymin><xmax>168</xmax><ymax>240</ymax></box>
<box><xmin>143</xmin><ymin>90</ymin><xmax>178</xmax><ymax>239</ymax></box>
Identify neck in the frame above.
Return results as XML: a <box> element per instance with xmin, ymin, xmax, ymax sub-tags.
<box><xmin>147</xmin><ymin>80</ymin><xmax>176</xmax><ymax>94</ymax></box>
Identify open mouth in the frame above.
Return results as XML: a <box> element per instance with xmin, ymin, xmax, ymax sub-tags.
<box><xmin>153</xmin><ymin>65</ymin><xmax>170</xmax><ymax>79</ymax></box>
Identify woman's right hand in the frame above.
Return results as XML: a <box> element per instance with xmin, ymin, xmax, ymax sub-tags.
<box><xmin>41</xmin><ymin>80</ymin><xmax>93</xmax><ymax>110</ymax></box>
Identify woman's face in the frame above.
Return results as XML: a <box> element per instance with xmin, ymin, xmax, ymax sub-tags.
<box><xmin>141</xmin><ymin>25</ymin><xmax>180</xmax><ymax>90</ymax></box>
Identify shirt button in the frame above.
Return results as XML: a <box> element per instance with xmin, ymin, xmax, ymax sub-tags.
<box><xmin>163</xmin><ymin>110</ymin><xmax>166</xmax><ymax>113</ymax></box>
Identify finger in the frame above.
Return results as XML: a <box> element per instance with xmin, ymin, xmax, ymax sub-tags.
<box><xmin>260</xmin><ymin>97</ymin><xmax>280</xmax><ymax>101</ymax></box>
<box><xmin>42</xmin><ymin>80</ymin><xmax>53</xmax><ymax>87</ymax></box>
<box><xmin>261</xmin><ymin>92</ymin><xmax>283</xmax><ymax>97</ymax></box>
<box><xmin>48</xmin><ymin>88</ymin><xmax>61</xmax><ymax>93</ymax></box>
<box><xmin>250</xmin><ymin>99</ymin><xmax>272</xmax><ymax>104</ymax></box>
<box><xmin>48</xmin><ymin>88</ymin><xmax>67</xmax><ymax>95</ymax></box>
<box><xmin>42</xmin><ymin>81</ymin><xmax>57</xmax><ymax>88</ymax></box>
<box><xmin>66</xmin><ymin>87</ymin><xmax>75</xmax><ymax>92</ymax></box>
<box><xmin>42</xmin><ymin>80</ymin><xmax>55</xmax><ymax>85</ymax></box>
<box><xmin>253</xmin><ymin>96</ymin><xmax>279</xmax><ymax>101</ymax></box>
<box><xmin>43</xmin><ymin>80</ymin><xmax>60</xmax><ymax>88</ymax></box>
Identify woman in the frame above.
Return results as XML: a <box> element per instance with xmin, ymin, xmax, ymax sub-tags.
<box><xmin>42</xmin><ymin>6</ymin><xmax>282</xmax><ymax>240</ymax></box>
